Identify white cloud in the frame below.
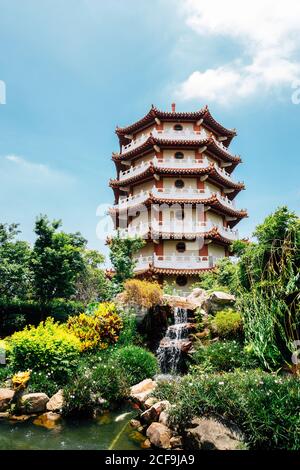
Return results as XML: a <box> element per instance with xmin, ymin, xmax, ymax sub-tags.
<box><xmin>175</xmin><ymin>0</ymin><xmax>300</xmax><ymax>103</ymax></box>
<box><xmin>2</xmin><ymin>155</ymin><xmax>75</xmax><ymax>186</ymax></box>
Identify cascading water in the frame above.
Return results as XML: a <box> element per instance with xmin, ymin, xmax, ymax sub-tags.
<box><xmin>157</xmin><ymin>307</ymin><xmax>190</xmax><ymax>374</ymax></box>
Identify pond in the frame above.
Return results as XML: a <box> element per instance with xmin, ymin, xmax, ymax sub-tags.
<box><xmin>0</xmin><ymin>405</ymin><xmax>145</xmax><ymax>450</ymax></box>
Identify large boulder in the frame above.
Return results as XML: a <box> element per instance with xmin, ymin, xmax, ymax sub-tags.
<box><xmin>130</xmin><ymin>379</ymin><xmax>157</xmax><ymax>406</ymax></box>
<box><xmin>186</xmin><ymin>288</ymin><xmax>209</xmax><ymax>309</ymax></box>
<box><xmin>46</xmin><ymin>390</ymin><xmax>64</xmax><ymax>412</ymax></box>
<box><xmin>21</xmin><ymin>393</ymin><xmax>49</xmax><ymax>414</ymax></box>
<box><xmin>33</xmin><ymin>411</ymin><xmax>61</xmax><ymax>430</ymax></box>
<box><xmin>0</xmin><ymin>388</ymin><xmax>14</xmax><ymax>411</ymax></box>
<box><xmin>163</xmin><ymin>294</ymin><xmax>196</xmax><ymax>311</ymax></box>
<box><xmin>184</xmin><ymin>417</ymin><xmax>243</xmax><ymax>450</ymax></box>
<box><xmin>140</xmin><ymin>400</ymin><xmax>170</xmax><ymax>424</ymax></box>
<box><xmin>204</xmin><ymin>291</ymin><xmax>236</xmax><ymax>314</ymax></box>
<box><xmin>146</xmin><ymin>422</ymin><xmax>172</xmax><ymax>449</ymax></box>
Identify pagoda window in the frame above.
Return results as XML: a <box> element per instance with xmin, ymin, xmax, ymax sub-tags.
<box><xmin>175</xmin><ymin>179</ymin><xmax>185</xmax><ymax>189</ymax></box>
<box><xmin>173</xmin><ymin>124</ymin><xmax>183</xmax><ymax>131</ymax></box>
<box><xmin>176</xmin><ymin>242</ymin><xmax>186</xmax><ymax>253</ymax></box>
<box><xmin>176</xmin><ymin>275</ymin><xmax>187</xmax><ymax>286</ymax></box>
<box><xmin>174</xmin><ymin>152</ymin><xmax>184</xmax><ymax>159</ymax></box>
<box><xmin>175</xmin><ymin>210</ymin><xmax>184</xmax><ymax>220</ymax></box>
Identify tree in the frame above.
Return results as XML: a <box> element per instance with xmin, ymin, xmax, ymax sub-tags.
<box><xmin>74</xmin><ymin>249</ymin><xmax>110</xmax><ymax>303</ymax></box>
<box><xmin>0</xmin><ymin>223</ymin><xmax>32</xmax><ymax>299</ymax></box>
<box><xmin>108</xmin><ymin>233</ymin><xmax>145</xmax><ymax>295</ymax></box>
<box><xmin>31</xmin><ymin>215</ymin><xmax>87</xmax><ymax>302</ymax></box>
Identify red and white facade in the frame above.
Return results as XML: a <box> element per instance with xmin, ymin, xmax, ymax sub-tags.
<box><xmin>110</xmin><ymin>104</ymin><xmax>247</xmax><ymax>290</ymax></box>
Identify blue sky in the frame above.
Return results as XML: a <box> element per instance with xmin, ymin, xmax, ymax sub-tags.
<box><xmin>0</xmin><ymin>0</ymin><xmax>299</xmax><ymax>261</ymax></box>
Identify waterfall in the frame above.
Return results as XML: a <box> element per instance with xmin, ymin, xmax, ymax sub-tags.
<box><xmin>157</xmin><ymin>307</ymin><xmax>189</xmax><ymax>374</ymax></box>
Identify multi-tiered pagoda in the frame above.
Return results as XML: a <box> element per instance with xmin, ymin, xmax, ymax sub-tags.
<box><xmin>109</xmin><ymin>104</ymin><xmax>247</xmax><ymax>291</ymax></box>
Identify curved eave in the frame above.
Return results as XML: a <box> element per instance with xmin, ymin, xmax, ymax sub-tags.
<box><xmin>112</xmin><ymin>136</ymin><xmax>241</xmax><ymax>166</ymax></box>
<box><xmin>109</xmin><ymin>195</ymin><xmax>248</xmax><ymax>222</ymax></box>
<box><xmin>109</xmin><ymin>164</ymin><xmax>244</xmax><ymax>194</ymax></box>
<box><xmin>115</xmin><ymin>105</ymin><xmax>236</xmax><ymax>147</ymax></box>
<box><xmin>135</xmin><ymin>266</ymin><xmax>215</xmax><ymax>276</ymax></box>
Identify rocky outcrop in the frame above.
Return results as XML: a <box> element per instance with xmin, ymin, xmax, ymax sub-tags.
<box><xmin>146</xmin><ymin>422</ymin><xmax>172</xmax><ymax>449</ymax></box>
<box><xmin>0</xmin><ymin>388</ymin><xmax>14</xmax><ymax>411</ymax></box>
<box><xmin>21</xmin><ymin>393</ymin><xmax>49</xmax><ymax>414</ymax></box>
<box><xmin>186</xmin><ymin>288</ymin><xmax>209</xmax><ymax>309</ymax></box>
<box><xmin>130</xmin><ymin>379</ymin><xmax>157</xmax><ymax>407</ymax></box>
<box><xmin>46</xmin><ymin>390</ymin><xmax>64</xmax><ymax>412</ymax></box>
<box><xmin>140</xmin><ymin>400</ymin><xmax>170</xmax><ymax>424</ymax></box>
<box><xmin>183</xmin><ymin>417</ymin><xmax>243</xmax><ymax>450</ymax></box>
<box><xmin>204</xmin><ymin>291</ymin><xmax>235</xmax><ymax>314</ymax></box>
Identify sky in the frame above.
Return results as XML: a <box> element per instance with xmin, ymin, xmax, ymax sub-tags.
<box><xmin>0</xmin><ymin>0</ymin><xmax>299</xmax><ymax>262</ymax></box>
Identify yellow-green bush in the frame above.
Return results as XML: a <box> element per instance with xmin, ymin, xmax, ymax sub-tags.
<box><xmin>9</xmin><ymin>318</ymin><xmax>81</xmax><ymax>382</ymax></box>
<box><xmin>123</xmin><ymin>279</ymin><xmax>163</xmax><ymax>309</ymax></box>
<box><xmin>212</xmin><ymin>308</ymin><xmax>243</xmax><ymax>338</ymax></box>
<box><xmin>67</xmin><ymin>302</ymin><xmax>123</xmax><ymax>352</ymax></box>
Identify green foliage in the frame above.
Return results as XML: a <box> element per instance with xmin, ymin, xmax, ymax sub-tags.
<box><xmin>31</xmin><ymin>215</ymin><xmax>87</xmax><ymax>302</ymax></box>
<box><xmin>27</xmin><ymin>370</ymin><xmax>60</xmax><ymax>397</ymax></box>
<box><xmin>237</xmin><ymin>207</ymin><xmax>300</xmax><ymax>368</ymax></box>
<box><xmin>0</xmin><ymin>299</ymin><xmax>84</xmax><ymax>336</ymax></box>
<box><xmin>108</xmin><ymin>233</ymin><xmax>145</xmax><ymax>295</ymax></box>
<box><xmin>195</xmin><ymin>257</ymin><xmax>238</xmax><ymax>293</ymax></box>
<box><xmin>0</xmin><ymin>223</ymin><xmax>32</xmax><ymax>300</ymax></box>
<box><xmin>62</xmin><ymin>357</ymin><xmax>129</xmax><ymax>417</ymax></box>
<box><xmin>190</xmin><ymin>340</ymin><xmax>260</xmax><ymax>373</ymax></box>
<box><xmin>212</xmin><ymin>309</ymin><xmax>243</xmax><ymax>339</ymax></box>
<box><xmin>9</xmin><ymin>318</ymin><xmax>81</xmax><ymax>383</ymax></box>
<box><xmin>74</xmin><ymin>249</ymin><xmax>110</xmax><ymax>303</ymax></box>
<box><xmin>117</xmin><ymin>308</ymin><xmax>139</xmax><ymax>346</ymax></box>
<box><xmin>155</xmin><ymin>370</ymin><xmax>300</xmax><ymax>450</ymax></box>
<box><xmin>67</xmin><ymin>302</ymin><xmax>123</xmax><ymax>352</ymax></box>
<box><xmin>111</xmin><ymin>345</ymin><xmax>159</xmax><ymax>386</ymax></box>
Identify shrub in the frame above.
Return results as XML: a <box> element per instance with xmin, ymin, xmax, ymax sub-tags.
<box><xmin>117</xmin><ymin>308</ymin><xmax>139</xmax><ymax>347</ymax></box>
<box><xmin>123</xmin><ymin>279</ymin><xmax>162</xmax><ymax>309</ymax></box>
<box><xmin>195</xmin><ymin>258</ymin><xmax>238</xmax><ymax>293</ymax></box>
<box><xmin>67</xmin><ymin>302</ymin><xmax>123</xmax><ymax>352</ymax></box>
<box><xmin>212</xmin><ymin>309</ymin><xmax>243</xmax><ymax>339</ymax></box>
<box><xmin>160</xmin><ymin>370</ymin><xmax>300</xmax><ymax>450</ymax></box>
<box><xmin>0</xmin><ymin>299</ymin><xmax>84</xmax><ymax>336</ymax></box>
<box><xmin>190</xmin><ymin>340</ymin><xmax>260</xmax><ymax>373</ymax></box>
<box><xmin>111</xmin><ymin>345</ymin><xmax>159</xmax><ymax>386</ymax></box>
<box><xmin>9</xmin><ymin>318</ymin><xmax>81</xmax><ymax>383</ymax></box>
<box><xmin>27</xmin><ymin>370</ymin><xmax>60</xmax><ymax>397</ymax></box>
<box><xmin>62</xmin><ymin>359</ymin><xmax>129</xmax><ymax>417</ymax></box>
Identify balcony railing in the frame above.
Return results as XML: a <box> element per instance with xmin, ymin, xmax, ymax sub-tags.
<box><xmin>120</xmin><ymin>128</ymin><xmax>235</xmax><ymax>156</ymax></box>
<box><xmin>114</xmin><ymin>220</ymin><xmax>238</xmax><ymax>241</ymax></box>
<box><xmin>115</xmin><ymin>187</ymin><xmax>236</xmax><ymax>210</ymax></box>
<box><xmin>133</xmin><ymin>253</ymin><xmax>219</xmax><ymax>271</ymax></box>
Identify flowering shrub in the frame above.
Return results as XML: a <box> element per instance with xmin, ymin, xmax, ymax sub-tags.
<box><xmin>9</xmin><ymin>318</ymin><xmax>81</xmax><ymax>383</ymax></box>
<box><xmin>191</xmin><ymin>340</ymin><xmax>259</xmax><ymax>373</ymax></box>
<box><xmin>123</xmin><ymin>279</ymin><xmax>163</xmax><ymax>309</ymax></box>
<box><xmin>154</xmin><ymin>369</ymin><xmax>300</xmax><ymax>450</ymax></box>
<box><xmin>67</xmin><ymin>302</ymin><xmax>123</xmax><ymax>352</ymax></box>
<box><xmin>212</xmin><ymin>309</ymin><xmax>243</xmax><ymax>339</ymax></box>
<box><xmin>112</xmin><ymin>345</ymin><xmax>159</xmax><ymax>386</ymax></box>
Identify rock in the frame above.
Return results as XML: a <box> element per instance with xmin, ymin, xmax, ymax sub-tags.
<box><xmin>21</xmin><ymin>393</ymin><xmax>49</xmax><ymax>414</ymax></box>
<box><xmin>0</xmin><ymin>412</ymin><xmax>10</xmax><ymax>419</ymax></box>
<box><xmin>146</xmin><ymin>422</ymin><xmax>172</xmax><ymax>449</ymax></box>
<box><xmin>184</xmin><ymin>417</ymin><xmax>243</xmax><ymax>450</ymax></box>
<box><xmin>179</xmin><ymin>340</ymin><xmax>193</xmax><ymax>353</ymax></box>
<box><xmin>10</xmin><ymin>414</ymin><xmax>32</xmax><ymax>422</ymax></box>
<box><xmin>170</xmin><ymin>436</ymin><xmax>182</xmax><ymax>448</ymax></box>
<box><xmin>159</xmin><ymin>411</ymin><xmax>169</xmax><ymax>426</ymax></box>
<box><xmin>0</xmin><ymin>388</ymin><xmax>14</xmax><ymax>411</ymax></box>
<box><xmin>186</xmin><ymin>288</ymin><xmax>209</xmax><ymax>309</ymax></box>
<box><xmin>33</xmin><ymin>412</ymin><xmax>61</xmax><ymax>430</ymax></box>
<box><xmin>163</xmin><ymin>294</ymin><xmax>196</xmax><ymax>311</ymax></box>
<box><xmin>204</xmin><ymin>291</ymin><xmax>235</xmax><ymax>314</ymax></box>
<box><xmin>130</xmin><ymin>379</ymin><xmax>157</xmax><ymax>406</ymax></box>
<box><xmin>130</xmin><ymin>419</ymin><xmax>141</xmax><ymax>429</ymax></box>
<box><xmin>46</xmin><ymin>389</ymin><xmax>64</xmax><ymax>412</ymax></box>
<box><xmin>141</xmin><ymin>438</ymin><xmax>151</xmax><ymax>449</ymax></box>
<box><xmin>140</xmin><ymin>400</ymin><xmax>170</xmax><ymax>424</ymax></box>
<box><xmin>144</xmin><ymin>397</ymin><xmax>157</xmax><ymax>409</ymax></box>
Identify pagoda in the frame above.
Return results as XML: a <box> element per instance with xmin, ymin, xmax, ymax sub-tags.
<box><xmin>109</xmin><ymin>104</ymin><xmax>247</xmax><ymax>291</ymax></box>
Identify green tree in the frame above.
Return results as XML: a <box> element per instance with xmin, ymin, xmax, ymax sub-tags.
<box><xmin>31</xmin><ymin>215</ymin><xmax>86</xmax><ymax>302</ymax></box>
<box><xmin>74</xmin><ymin>249</ymin><xmax>110</xmax><ymax>303</ymax></box>
<box><xmin>108</xmin><ymin>233</ymin><xmax>145</xmax><ymax>295</ymax></box>
<box><xmin>0</xmin><ymin>223</ymin><xmax>32</xmax><ymax>299</ymax></box>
